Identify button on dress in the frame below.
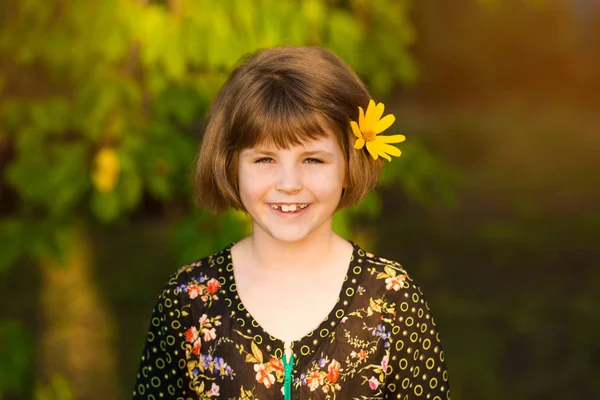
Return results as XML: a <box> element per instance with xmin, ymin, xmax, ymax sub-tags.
<box><xmin>133</xmin><ymin>242</ymin><xmax>451</xmax><ymax>399</ymax></box>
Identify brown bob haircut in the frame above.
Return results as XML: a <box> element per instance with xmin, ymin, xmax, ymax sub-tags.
<box><xmin>195</xmin><ymin>46</ymin><xmax>383</xmax><ymax>213</ymax></box>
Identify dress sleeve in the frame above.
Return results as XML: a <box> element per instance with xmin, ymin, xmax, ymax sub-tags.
<box><xmin>386</xmin><ymin>277</ymin><xmax>451</xmax><ymax>399</ymax></box>
<box><xmin>132</xmin><ymin>281</ymin><xmax>191</xmax><ymax>399</ymax></box>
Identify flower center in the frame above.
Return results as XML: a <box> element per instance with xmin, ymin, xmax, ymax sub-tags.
<box><xmin>363</xmin><ymin>130</ymin><xmax>376</xmax><ymax>142</ymax></box>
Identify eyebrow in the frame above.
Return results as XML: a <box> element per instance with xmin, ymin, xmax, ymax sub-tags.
<box><xmin>242</xmin><ymin>149</ymin><xmax>335</xmax><ymax>158</ymax></box>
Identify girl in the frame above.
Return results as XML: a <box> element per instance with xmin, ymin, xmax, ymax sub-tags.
<box><xmin>133</xmin><ymin>46</ymin><xmax>451</xmax><ymax>400</ymax></box>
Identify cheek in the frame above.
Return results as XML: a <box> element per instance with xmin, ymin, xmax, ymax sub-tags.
<box><xmin>309</xmin><ymin>168</ymin><xmax>345</xmax><ymax>197</ymax></box>
<box><xmin>238</xmin><ymin>168</ymin><xmax>270</xmax><ymax>202</ymax></box>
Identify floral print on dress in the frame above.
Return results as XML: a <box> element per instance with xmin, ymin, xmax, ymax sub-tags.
<box><xmin>133</xmin><ymin>242</ymin><xmax>451</xmax><ymax>399</ymax></box>
<box><xmin>234</xmin><ymin>331</ymin><xmax>286</xmax><ymax>390</ymax></box>
<box><xmin>183</xmin><ymin>310</ymin><xmax>233</xmax><ymax>398</ymax></box>
<box><xmin>295</xmin><ymin>355</ymin><xmax>343</xmax><ymax>395</ymax></box>
<box><xmin>176</xmin><ymin>275</ymin><xmax>221</xmax><ymax>305</ymax></box>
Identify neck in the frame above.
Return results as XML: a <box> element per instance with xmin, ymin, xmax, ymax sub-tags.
<box><xmin>242</xmin><ymin>227</ymin><xmax>345</xmax><ymax>275</ymax></box>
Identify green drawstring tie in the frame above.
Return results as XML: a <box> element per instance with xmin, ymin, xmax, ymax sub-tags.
<box><xmin>282</xmin><ymin>352</ymin><xmax>294</xmax><ymax>400</ymax></box>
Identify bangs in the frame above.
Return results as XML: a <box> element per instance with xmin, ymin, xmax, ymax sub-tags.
<box><xmin>229</xmin><ymin>75</ymin><xmax>337</xmax><ymax>151</ymax></box>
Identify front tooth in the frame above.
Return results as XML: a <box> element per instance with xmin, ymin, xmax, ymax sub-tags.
<box><xmin>288</xmin><ymin>205</ymin><xmax>297</xmax><ymax>212</ymax></box>
<box><xmin>281</xmin><ymin>205</ymin><xmax>290</xmax><ymax>212</ymax></box>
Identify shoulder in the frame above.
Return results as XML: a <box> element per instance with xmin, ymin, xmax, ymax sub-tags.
<box><xmin>360</xmin><ymin>247</ymin><xmax>445</xmax><ymax>340</ymax></box>
<box><xmin>359</xmin><ymin>247</ymin><xmax>426</xmax><ymax>300</ymax></box>
<box><xmin>358</xmin><ymin>249</ymin><xmax>451</xmax><ymax>395</ymax></box>
<box><xmin>158</xmin><ymin>244</ymin><xmax>231</xmax><ymax>302</ymax></box>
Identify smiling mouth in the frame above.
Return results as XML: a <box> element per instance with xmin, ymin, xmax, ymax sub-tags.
<box><xmin>269</xmin><ymin>204</ymin><xmax>310</xmax><ymax>213</ymax></box>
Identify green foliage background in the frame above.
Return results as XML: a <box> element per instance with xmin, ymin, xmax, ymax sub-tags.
<box><xmin>1</xmin><ymin>0</ymin><xmax>599</xmax><ymax>399</ymax></box>
<box><xmin>0</xmin><ymin>0</ymin><xmax>439</xmax><ymax>266</ymax></box>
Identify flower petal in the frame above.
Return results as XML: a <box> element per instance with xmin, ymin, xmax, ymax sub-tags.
<box><xmin>369</xmin><ymin>141</ymin><xmax>392</xmax><ymax>161</ymax></box>
<box><xmin>350</xmin><ymin>121</ymin><xmax>363</xmax><ymax>139</ymax></box>
<box><xmin>364</xmin><ymin>100</ymin><xmax>378</xmax><ymax>131</ymax></box>
<box><xmin>365</xmin><ymin>140</ymin><xmax>379</xmax><ymax>160</ymax></box>
<box><xmin>371</xmin><ymin>102</ymin><xmax>385</xmax><ymax>127</ymax></box>
<box><xmin>378</xmin><ymin>134</ymin><xmax>406</xmax><ymax>144</ymax></box>
<box><xmin>377</xmin><ymin>149</ymin><xmax>392</xmax><ymax>162</ymax></box>
<box><xmin>354</xmin><ymin>137</ymin><xmax>365</xmax><ymax>149</ymax></box>
<box><xmin>378</xmin><ymin>142</ymin><xmax>402</xmax><ymax>158</ymax></box>
<box><xmin>358</xmin><ymin>106</ymin><xmax>366</xmax><ymax>131</ymax></box>
<box><xmin>374</xmin><ymin>114</ymin><xmax>396</xmax><ymax>134</ymax></box>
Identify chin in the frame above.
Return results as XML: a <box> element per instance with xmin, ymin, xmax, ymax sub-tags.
<box><xmin>251</xmin><ymin>211</ymin><xmax>332</xmax><ymax>244</ymax></box>
<box><xmin>267</xmin><ymin>229</ymin><xmax>313</xmax><ymax>244</ymax></box>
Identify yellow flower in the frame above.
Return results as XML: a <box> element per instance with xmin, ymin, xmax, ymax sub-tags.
<box><xmin>91</xmin><ymin>148</ymin><xmax>120</xmax><ymax>193</ymax></box>
<box><xmin>350</xmin><ymin>100</ymin><xmax>406</xmax><ymax>161</ymax></box>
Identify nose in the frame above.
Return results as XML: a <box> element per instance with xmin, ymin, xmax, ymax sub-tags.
<box><xmin>275</xmin><ymin>163</ymin><xmax>302</xmax><ymax>194</ymax></box>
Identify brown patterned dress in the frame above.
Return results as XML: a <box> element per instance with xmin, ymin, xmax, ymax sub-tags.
<box><xmin>133</xmin><ymin>241</ymin><xmax>451</xmax><ymax>399</ymax></box>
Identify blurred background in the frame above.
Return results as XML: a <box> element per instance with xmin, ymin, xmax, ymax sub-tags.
<box><xmin>1</xmin><ymin>0</ymin><xmax>599</xmax><ymax>399</ymax></box>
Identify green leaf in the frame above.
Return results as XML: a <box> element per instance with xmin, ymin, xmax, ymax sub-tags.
<box><xmin>90</xmin><ymin>190</ymin><xmax>120</xmax><ymax>223</ymax></box>
<box><xmin>116</xmin><ymin>151</ymin><xmax>142</xmax><ymax>211</ymax></box>
<box><xmin>326</xmin><ymin>10</ymin><xmax>362</xmax><ymax>66</ymax></box>
<box><xmin>332</xmin><ymin>210</ymin><xmax>351</xmax><ymax>238</ymax></box>
<box><xmin>0</xmin><ymin>219</ymin><xmax>27</xmax><ymax>272</ymax></box>
<box><xmin>379</xmin><ymin>141</ymin><xmax>459</xmax><ymax>208</ymax></box>
<box><xmin>46</xmin><ymin>144</ymin><xmax>90</xmax><ymax>216</ymax></box>
<box><xmin>355</xmin><ymin>192</ymin><xmax>382</xmax><ymax>217</ymax></box>
<box><xmin>172</xmin><ymin>210</ymin><xmax>217</xmax><ymax>265</ymax></box>
<box><xmin>0</xmin><ymin>320</ymin><xmax>32</xmax><ymax>395</ymax></box>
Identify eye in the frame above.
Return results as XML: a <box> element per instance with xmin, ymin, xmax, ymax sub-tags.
<box><xmin>255</xmin><ymin>157</ymin><xmax>274</xmax><ymax>163</ymax></box>
<box><xmin>304</xmin><ymin>158</ymin><xmax>323</xmax><ymax>164</ymax></box>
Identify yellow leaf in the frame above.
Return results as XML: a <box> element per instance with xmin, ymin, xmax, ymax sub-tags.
<box><xmin>251</xmin><ymin>340</ymin><xmax>263</xmax><ymax>364</ymax></box>
<box><xmin>384</xmin><ymin>265</ymin><xmax>396</xmax><ymax>277</ymax></box>
<box><xmin>186</xmin><ymin>360</ymin><xmax>196</xmax><ymax>372</ymax></box>
<box><xmin>369</xmin><ymin>297</ymin><xmax>382</xmax><ymax>313</ymax></box>
<box><xmin>245</xmin><ymin>353</ymin><xmax>258</xmax><ymax>364</ymax></box>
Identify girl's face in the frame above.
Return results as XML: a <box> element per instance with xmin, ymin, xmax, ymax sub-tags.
<box><xmin>238</xmin><ymin>132</ymin><xmax>346</xmax><ymax>244</ymax></box>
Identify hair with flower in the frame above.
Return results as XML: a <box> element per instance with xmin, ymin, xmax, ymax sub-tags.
<box><xmin>195</xmin><ymin>46</ymin><xmax>391</xmax><ymax>213</ymax></box>
<box><xmin>351</xmin><ymin>100</ymin><xmax>405</xmax><ymax>161</ymax></box>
